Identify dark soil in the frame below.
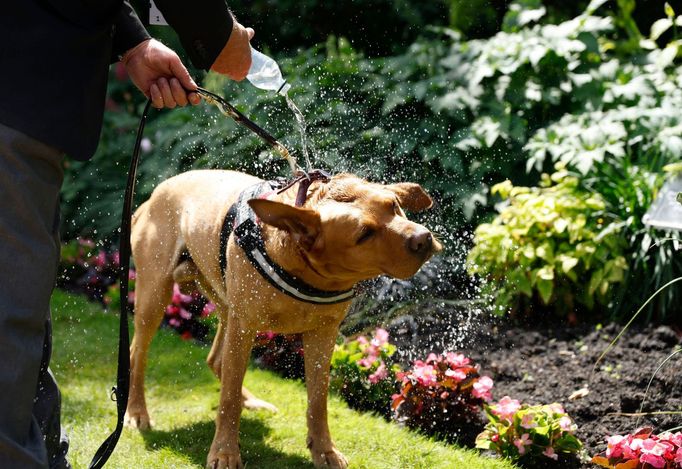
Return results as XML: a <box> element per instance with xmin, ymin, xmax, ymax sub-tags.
<box><xmin>385</xmin><ymin>303</ymin><xmax>682</xmax><ymax>468</ymax></box>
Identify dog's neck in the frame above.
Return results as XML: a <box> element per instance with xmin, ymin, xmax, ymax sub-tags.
<box><xmin>260</xmin><ymin>189</ymin><xmax>357</xmax><ymax>293</ymax></box>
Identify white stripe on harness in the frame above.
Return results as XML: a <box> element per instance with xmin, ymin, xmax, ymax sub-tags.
<box><xmin>250</xmin><ymin>249</ymin><xmax>355</xmax><ymax>304</ymax></box>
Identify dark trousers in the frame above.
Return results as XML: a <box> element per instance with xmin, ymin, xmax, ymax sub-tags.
<box><xmin>0</xmin><ymin>123</ymin><xmax>69</xmax><ymax>468</ymax></box>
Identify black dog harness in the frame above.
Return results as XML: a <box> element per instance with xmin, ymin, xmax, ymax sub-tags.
<box><xmin>218</xmin><ymin>181</ymin><xmax>356</xmax><ymax>305</ymax></box>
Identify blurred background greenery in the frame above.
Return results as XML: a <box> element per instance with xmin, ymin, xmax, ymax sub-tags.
<box><xmin>62</xmin><ymin>0</ymin><xmax>682</xmax><ymax>324</ymax></box>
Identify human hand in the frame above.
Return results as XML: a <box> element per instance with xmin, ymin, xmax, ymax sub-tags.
<box><xmin>210</xmin><ymin>21</ymin><xmax>255</xmax><ymax>81</ymax></box>
<box><xmin>122</xmin><ymin>39</ymin><xmax>201</xmax><ymax>109</ymax></box>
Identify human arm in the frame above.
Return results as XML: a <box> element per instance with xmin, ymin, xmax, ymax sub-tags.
<box><xmin>153</xmin><ymin>0</ymin><xmax>254</xmax><ymax>80</ymax></box>
<box><xmin>113</xmin><ymin>1</ymin><xmax>199</xmax><ymax>108</ymax></box>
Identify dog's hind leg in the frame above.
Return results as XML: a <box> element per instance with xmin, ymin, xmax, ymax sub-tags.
<box><xmin>207</xmin><ymin>318</ymin><xmax>278</xmax><ymax>413</ymax></box>
<box><xmin>125</xmin><ymin>266</ymin><xmax>174</xmax><ymax>430</ymax></box>
<box><xmin>207</xmin><ymin>318</ymin><xmax>225</xmax><ymax>379</ymax></box>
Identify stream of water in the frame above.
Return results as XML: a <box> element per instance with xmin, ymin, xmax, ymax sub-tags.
<box><xmin>284</xmin><ymin>93</ymin><xmax>313</xmax><ymax>173</ymax></box>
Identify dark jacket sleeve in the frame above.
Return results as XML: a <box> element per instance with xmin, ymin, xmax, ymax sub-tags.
<box><xmin>154</xmin><ymin>0</ymin><xmax>234</xmax><ymax>71</ymax></box>
<box><xmin>111</xmin><ymin>1</ymin><xmax>151</xmax><ymax>62</ymax></box>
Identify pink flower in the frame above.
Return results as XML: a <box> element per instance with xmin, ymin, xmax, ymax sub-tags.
<box><xmin>202</xmin><ymin>302</ymin><xmax>216</xmax><ymax>317</ymax></box>
<box><xmin>622</xmin><ymin>437</ymin><xmax>643</xmax><ymax>460</ymax></box>
<box><xmin>491</xmin><ymin>396</ymin><xmax>521</xmax><ymax>422</ymax></box>
<box><xmin>371</xmin><ymin>328</ymin><xmax>389</xmax><ymax>347</ymax></box>
<box><xmin>640</xmin><ymin>453</ymin><xmax>666</xmax><ymax>468</ymax></box>
<box><xmin>559</xmin><ymin>416</ymin><xmax>574</xmax><ymax>432</ymax></box>
<box><xmin>472</xmin><ymin>376</ymin><xmax>493</xmax><ymax>401</ymax></box>
<box><xmin>543</xmin><ymin>446</ymin><xmax>558</xmax><ymax>460</ymax></box>
<box><xmin>356</xmin><ymin>336</ymin><xmax>369</xmax><ymax>346</ymax></box>
<box><xmin>445</xmin><ymin>352</ymin><xmax>470</xmax><ymax>367</ymax></box>
<box><xmin>514</xmin><ymin>433</ymin><xmax>531</xmax><ymax>455</ymax></box>
<box><xmin>520</xmin><ymin>413</ymin><xmax>537</xmax><ymax>429</ymax></box>
<box><xmin>444</xmin><ymin>368</ymin><xmax>467</xmax><ymax>382</ymax></box>
<box><xmin>128</xmin><ymin>269</ymin><xmax>136</xmax><ymax>280</ymax></box>
<box><xmin>358</xmin><ymin>358</ymin><xmax>374</xmax><ymax>368</ymax></box>
<box><xmin>179</xmin><ymin>307</ymin><xmax>192</xmax><ymax>320</ymax></box>
<box><xmin>171</xmin><ymin>284</ymin><xmax>192</xmax><ymax>305</ymax></box>
<box><xmin>412</xmin><ymin>363</ymin><xmax>438</xmax><ymax>387</ymax></box>
<box><xmin>548</xmin><ymin>403</ymin><xmax>565</xmax><ymax>415</ymax></box>
<box><xmin>605</xmin><ymin>434</ymin><xmax>625</xmax><ymax>459</ymax></box>
<box><xmin>94</xmin><ymin>251</ymin><xmax>107</xmax><ymax>268</ymax></box>
<box><xmin>368</xmin><ymin>363</ymin><xmax>388</xmax><ymax>384</ymax></box>
<box><xmin>675</xmin><ymin>447</ymin><xmax>682</xmax><ymax>464</ymax></box>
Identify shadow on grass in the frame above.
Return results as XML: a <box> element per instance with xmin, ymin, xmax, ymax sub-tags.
<box><xmin>141</xmin><ymin>417</ymin><xmax>314</xmax><ymax>468</ymax></box>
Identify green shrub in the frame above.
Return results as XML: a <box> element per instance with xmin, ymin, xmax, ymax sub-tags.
<box><xmin>62</xmin><ymin>0</ymin><xmax>682</xmax><ymax>321</ymax></box>
<box><xmin>330</xmin><ymin>328</ymin><xmax>400</xmax><ymax>416</ymax></box>
<box><xmin>476</xmin><ymin>398</ymin><xmax>583</xmax><ymax>463</ymax></box>
<box><xmin>468</xmin><ymin>169</ymin><xmax>628</xmax><ymax>316</ymax></box>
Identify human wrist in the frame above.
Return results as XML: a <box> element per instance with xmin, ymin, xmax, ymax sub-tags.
<box><xmin>120</xmin><ymin>38</ymin><xmax>152</xmax><ymax>65</ymax></box>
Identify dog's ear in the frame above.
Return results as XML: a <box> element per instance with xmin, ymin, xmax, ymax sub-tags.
<box><xmin>386</xmin><ymin>183</ymin><xmax>433</xmax><ymax>212</ymax></box>
<box><xmin>248</xmin><ymin>199</ymin><xmax>322</xmax><ymax>251</ymax></box>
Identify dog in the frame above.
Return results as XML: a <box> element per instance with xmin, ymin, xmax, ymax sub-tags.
<box><xmin>124</xmin><ymin>170</ymin><xmax>442</xmax><ymax>469</ymax></box>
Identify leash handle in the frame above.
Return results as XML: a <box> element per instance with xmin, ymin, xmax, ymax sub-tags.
<box><xmin>88</xmin><ymin>100</ymin><xmax>152</xmax><ymax>469</ymax></box>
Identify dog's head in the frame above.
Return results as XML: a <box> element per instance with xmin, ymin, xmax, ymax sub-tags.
<box><xmin>248</xmin><ymin>174</ymin><xmax>442</xmax><ymax>283</ymax></box>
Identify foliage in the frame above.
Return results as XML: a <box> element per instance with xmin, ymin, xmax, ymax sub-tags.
<box><xmin>58</xmin><ymin>238</ymin><xmax>215</xmax><ymax>341</ymax></box>
<box><xmin>224</xmin><ymin>0</ymin><xmax>449</xmax><ymax>57</ymax></box>
<box><xmin>592</xmin><ymin>427</ymin><xmax>682</xmax><ymax>469</ymax></box>
<box><xmin>468</xmin><ymin>170</ymin><xmax>628</xmax><ymax>316</ymax></box>
<box><xmin>63</xmin><ymin>3</ymin><xmax>615</xmax><ymax>242</ymax></box>
<box><xmin>63</xmin><ymin>0</ymin><xmax>682</xmax><ymax>321</ymax></box>
<box><xmin>391</xmin><ymin>352</ymin><xmax>493</xmax><ymax>435</ymax></box>
<box><xmin>330</xmin><ymin>328</ymin><xmax>401</xmax><ymax>416</ymax></box>
<box><xmin>58</xmin><ymin>238</ymin><xmax>122</xmax><ymax>304</ymax></box>
<box><xmin>163</xmin><ymin>284</ymin><xmax>216</xmax><ymax>342</ymax></box>
<box><xmin>476</xmin><ymin>398</ymin><xmax>582</xmax><ymax>463</ymax></box>
<box><xmin>251</xmin><ymin>332</ymin><xmax>305</xmax><ymax>379</ymax></box>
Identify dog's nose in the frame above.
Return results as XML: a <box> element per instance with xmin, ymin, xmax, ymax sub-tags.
<box><xmin>408</xmin><ymin>230</ymin><xmax>432</xmax><ymax>255</ymax></box>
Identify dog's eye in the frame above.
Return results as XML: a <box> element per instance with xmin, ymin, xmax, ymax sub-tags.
<box><xmin>356</xmin><ymin>228</ymin><xmax>375</xmax><ymax>245</ymax></box>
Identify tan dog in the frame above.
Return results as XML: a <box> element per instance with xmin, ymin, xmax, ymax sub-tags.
<box><xmin>124</xmin><ymin>170</ymin><xmax>441</xmax><ymax>469</ymax></box>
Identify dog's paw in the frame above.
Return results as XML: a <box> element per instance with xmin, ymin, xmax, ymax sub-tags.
<box><xmin>205</xmin><ymin>451</ymin><xmax>243</xmax><ymax>469</ymax></box>
<box><xmin>124</xmin><ymin>409</ymin><xmax>152</xmax><ymax>430</ymax></box>
<box><xmin>243</xmin><ymin>396</ymin><xmax>278</xmax><ymax>413</ymax></box>
<box><xmin>308</xmin><ymin>440</ymin><xmax>348</xmax><ymax>469</ymax></box>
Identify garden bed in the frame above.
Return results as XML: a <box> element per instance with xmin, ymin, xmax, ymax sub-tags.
<box><xmin>386</xmin><ymin>303</ymin><xmax>682</xmax><ymax>467</ymax></box>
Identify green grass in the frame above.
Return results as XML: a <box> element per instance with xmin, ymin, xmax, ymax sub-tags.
<box><xmin>50</xmin><ymin>290</ymin><xmax>516</xmax><ymax>469</ymax></box>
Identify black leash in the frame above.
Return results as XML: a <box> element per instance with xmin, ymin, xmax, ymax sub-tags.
<box><xmin>88</xmin><ymin>99</ymin><xmax>151</xmax><ymax>469</ymax></box>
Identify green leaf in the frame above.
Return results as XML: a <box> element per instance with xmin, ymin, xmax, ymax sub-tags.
<box><xmin>537</xmin><ymin>278</ymin><xmax>554</xmax><ymax>304</ymax></box>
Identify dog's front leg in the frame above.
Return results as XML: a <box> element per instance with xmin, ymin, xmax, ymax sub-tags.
<box><xmin>206</xmin><ymin>316</ymin><xmax>254</xmax><ymax>469</ymax></box>
<box><xmin>303</xmin><ymin>326</ymin><xmax>348</xmax><ymax>469</ymax></box>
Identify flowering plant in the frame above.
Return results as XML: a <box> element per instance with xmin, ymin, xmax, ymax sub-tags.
<box><xmin>476</xmin><ymin>398</ymin><xmax>582</xmax><ymax>463</ymax></box>
<box><xmin>391</xmin><ymin>352</ymin><xmax>493</xmax><ymax>435</ymax></box>
<box><xmin>592</xmin><ymin>427</ymin><xmax>682</xmax><ymax>469</ymax></box>
<box><xmin>163</xmin><ymin>284</ymin><xmax>216</xmax><ymax>341</ymax></box>
<box><xmin>251</xmin><ymin>332</ymin><xmax>305</xmax><ymax>379</ymax></box>
<box><xmin>59</xmin><ymin>238</ymin><xmax>121</xmax><ymax>303</ymax></box>
<box><xmin>330</xmin><ymin>328</ymin><xmax>400</xmax><ymax>415</ymax></box>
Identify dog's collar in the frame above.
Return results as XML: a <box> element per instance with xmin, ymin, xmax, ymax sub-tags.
<box><xmin>219</xmin><ymin>181</ymin><xmax>355</xmax><ymax>305</ymax></box>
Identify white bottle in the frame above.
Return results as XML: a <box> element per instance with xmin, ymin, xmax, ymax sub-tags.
<box><xmin>246</xmin><ymin>47</ymin><xmax>291</xmax><ymax>96</ymax></box>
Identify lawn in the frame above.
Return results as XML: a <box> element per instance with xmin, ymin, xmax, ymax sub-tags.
<box><xmin>50</xmin><ymin>290</ymin><xmax>516</xmax><ymax>469</ymax></box>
